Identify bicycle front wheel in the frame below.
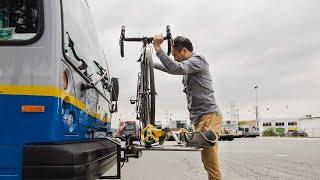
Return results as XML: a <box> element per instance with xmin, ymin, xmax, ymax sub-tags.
<box><xmin>141</xmin><ymin>51</ymin><xmax>156</xmax><ymax>127</ymax></box>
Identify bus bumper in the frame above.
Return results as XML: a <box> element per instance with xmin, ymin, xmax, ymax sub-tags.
<box><xmin>23</xmin><ymin>139</ymin><xmax>119</xmax><ymax>180</ymax></box>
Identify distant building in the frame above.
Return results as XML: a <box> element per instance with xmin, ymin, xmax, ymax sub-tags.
<box><xmin>238</xmin><ymin>120</ymin><xmax>257</xmax><ymax>127</ymax></box>
<box><xmin>238</xmin><ymin>117</ymin><xmax>320</xmax><ymax>137</ymax></box>
<box><xmin>258</xmin><ymin>118</ymin><xmax>299</xmax><ymax>135</ymax></box>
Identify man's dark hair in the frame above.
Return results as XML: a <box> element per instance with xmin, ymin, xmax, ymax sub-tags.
<box><xmin>173</xmin><ymin>36</ymin><xmax>193</xmax><ymax>52</ymax></box>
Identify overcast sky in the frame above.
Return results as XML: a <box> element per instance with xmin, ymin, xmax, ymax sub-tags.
<box><xmin>87</xmin><ymin>0</ymin><xmax>320</xmax><ymax>127</ymax></box>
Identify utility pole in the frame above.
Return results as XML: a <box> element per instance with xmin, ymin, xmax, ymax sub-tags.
<box><xmin>165</xmin><ymin>111</ymin><xmax>169</xmax><ymax>128</ymax></box>
<box><xmin>228</xmin><ymin>102</ymin><xmax>239</xmax><ymax>127</ymax></box>
<box><xmin>235</xmin><ymin>109</ymin><xmax>240</xmax><ymax>123</ymax></box>
<box><xmin>165</xmin><ymin>111</ymin><xmax>172</xmax><ymax>128</ymax></box>
<box><xmin>230</xmin><ymin>103</ymin><xmax>235</xmax><ymax>123</ymax></box>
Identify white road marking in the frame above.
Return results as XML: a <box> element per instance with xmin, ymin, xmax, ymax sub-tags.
<box><xmin>273</xmin><ymin>154</ymin><xmax>288</xmax><ymax>157</ymax></box>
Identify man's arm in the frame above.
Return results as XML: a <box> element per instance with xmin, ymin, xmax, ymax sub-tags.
<box><xmin>156</xmin><ymin>48</ymin><xmax>207</xmax><ymax>75</ymax></box>
<box><xmin>153</xmin><ymin>61</ymin><xmax>169</xmax><ymax>73</ymax></box>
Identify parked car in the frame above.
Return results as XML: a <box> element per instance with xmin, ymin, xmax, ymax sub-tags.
<box><xmin>298</xmin><ymin>130</ymin><xmax>308</xmax><ymax>137</ymax></box>
<box><xmin>118</xmin><ymin>120</ymin><xmax>141</xmax><ymax>141</ymax></box>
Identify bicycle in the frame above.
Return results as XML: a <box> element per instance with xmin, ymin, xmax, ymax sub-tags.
<box><xmin>119</xmin><ymin>25</ymin><xmax>172</xmax><ymax>147</ymax></box>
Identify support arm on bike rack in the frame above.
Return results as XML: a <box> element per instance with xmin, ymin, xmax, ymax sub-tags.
<box><xmin>98</xmin><ymin>137</ymin><xmax>143</xmax><ymax>179</ymax></box>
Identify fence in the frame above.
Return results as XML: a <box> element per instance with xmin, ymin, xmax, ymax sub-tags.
<box><xmin>303</xmin><ymin>128</ymin><xmax>320</xmax><ymax>138</ymax></box>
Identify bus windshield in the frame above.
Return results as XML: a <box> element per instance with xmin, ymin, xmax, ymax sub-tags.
<box><xmin>0</xmin><ymin>0</ymin><xmax>42</xmax><ymax>42</ymax></box>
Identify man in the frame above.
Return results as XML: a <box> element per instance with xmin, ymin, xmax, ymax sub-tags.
<box><xmin>152</xmin><ymin>35</ymin><xmax>223</xmax><ymax>180</ymax></box>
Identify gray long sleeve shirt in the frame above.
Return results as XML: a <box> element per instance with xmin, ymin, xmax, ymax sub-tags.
<box><xmin>155</xmin><ymin>49</ymin><xmax>221</xmax><ymax>124</ymax></box>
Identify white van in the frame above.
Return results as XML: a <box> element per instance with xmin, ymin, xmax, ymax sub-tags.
<box><xmin>0</xmin><ymin>1</ymin><xmax>120</xmax><ymax>179</ymax></box>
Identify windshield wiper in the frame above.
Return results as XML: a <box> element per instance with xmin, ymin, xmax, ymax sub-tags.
<box><xmin>93</xmin><ymin>60</ymin><xmax>112</xmax><ymax>92</ymax></box>
<box><xmin>93</xmin><ymin>60</ymin><xmax>105</xmax><ymax>76</ymax></box>
<box><xmin>66</xmin><ymin>32</ymin><xmax>91</xmax><ymax>78</ymax></box>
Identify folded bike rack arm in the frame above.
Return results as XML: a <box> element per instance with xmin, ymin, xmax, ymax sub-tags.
<box><xmin>98</xmin><ymin>140</ymin><xmax>121</xmax><ymax>179</ymax></box>
<box><xmin>131</xmin><ymin>143</ymin><xmax>202</xmax><ymax>152</ymax></box>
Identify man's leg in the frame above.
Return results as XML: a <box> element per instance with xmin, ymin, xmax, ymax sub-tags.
<box><xmin>195</xmin><ymin>113</ymin><xmax>223</xmax><ymax>180</ymax></box>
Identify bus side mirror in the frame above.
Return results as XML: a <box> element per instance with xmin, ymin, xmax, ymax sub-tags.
<box><xmin>111</xmin><ymin>77</ymin><xmax>119</xmax><ymax>102</ymax></box>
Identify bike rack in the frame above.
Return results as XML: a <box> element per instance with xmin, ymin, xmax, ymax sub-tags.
<box><xmin>133</xmin><ymin>143</ymin><xmax>202</xmax><ymax>152</ymax></box>
<box><xmin>98</xmin><ymin>133</ymin><xmax>203</xmax><ymax>179</ymax></box>
<box><xmin>98</xmin><ymin>139</ymin><xmax>122</xmax><ymax>179</ymax></box>
<box><xmin>99</xmin><ymin>137</ymin><xmax>143</xmax><ymax>179</ymax></box>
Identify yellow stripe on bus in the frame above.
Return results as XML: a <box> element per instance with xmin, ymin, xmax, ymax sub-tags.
<box><xmin>0</xmin><ymin>85</ymin><xmax>111</xmax><ymax>123</ymax></box>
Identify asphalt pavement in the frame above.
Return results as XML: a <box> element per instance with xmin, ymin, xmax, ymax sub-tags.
<box><xmin>101</xmin><ymin>137</ymin><xmax>320</xmax><ymax>180</ymax></box>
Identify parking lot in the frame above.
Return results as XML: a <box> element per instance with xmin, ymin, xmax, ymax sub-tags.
<box><xmin>102</xmin><ymin>137</ymin><xmax>320</xmax><ymax>180</ymax></box>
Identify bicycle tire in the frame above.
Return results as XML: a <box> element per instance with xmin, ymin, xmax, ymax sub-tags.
<box><xmin>147</xmin><ymin>54</ymin><xmax>156</xmax><ymax>125</ymax></box>
<box><xmin>139</xmin><ymin>62</ymin><xmax>147</xmax><ymax>127</ymax></box>
<box><xmin>140</xmin><ymin>51</ymin><xmax>156</xmax><ymax>127</ymax></box>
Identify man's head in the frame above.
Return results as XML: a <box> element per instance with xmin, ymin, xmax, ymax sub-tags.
<box><xmin>172</xmin><ymin>36</ymin><xmax>193</xmax><ymax>62</ymax></box>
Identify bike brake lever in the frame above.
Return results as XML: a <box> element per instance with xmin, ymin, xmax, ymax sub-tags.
<box><xmin>166</xmin><ymin>25</ymin><xmax>172</xmax><ymax>56</ymax></box>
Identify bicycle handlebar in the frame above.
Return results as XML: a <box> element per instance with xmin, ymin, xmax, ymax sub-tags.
<box><xmin>120</xmin><ymin>26</ymin><xmax>172</xmax><ymax>58</ymax></box>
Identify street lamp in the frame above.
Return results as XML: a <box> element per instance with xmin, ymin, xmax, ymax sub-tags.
<box><xmin>254</xmin><ymin>85</ymin><xmax>259</xmax><ymax>133</ymax></box>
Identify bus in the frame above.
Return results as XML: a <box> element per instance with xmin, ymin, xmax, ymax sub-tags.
<box><xmin>0</xmin><ymin>1</ymin><xmax>120</xmax><ymax>179</ymax></box>
<box><xmin>238</xmin><ymin>126</ymin><xmax>260</xmax><ymax>138</ymax></box>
